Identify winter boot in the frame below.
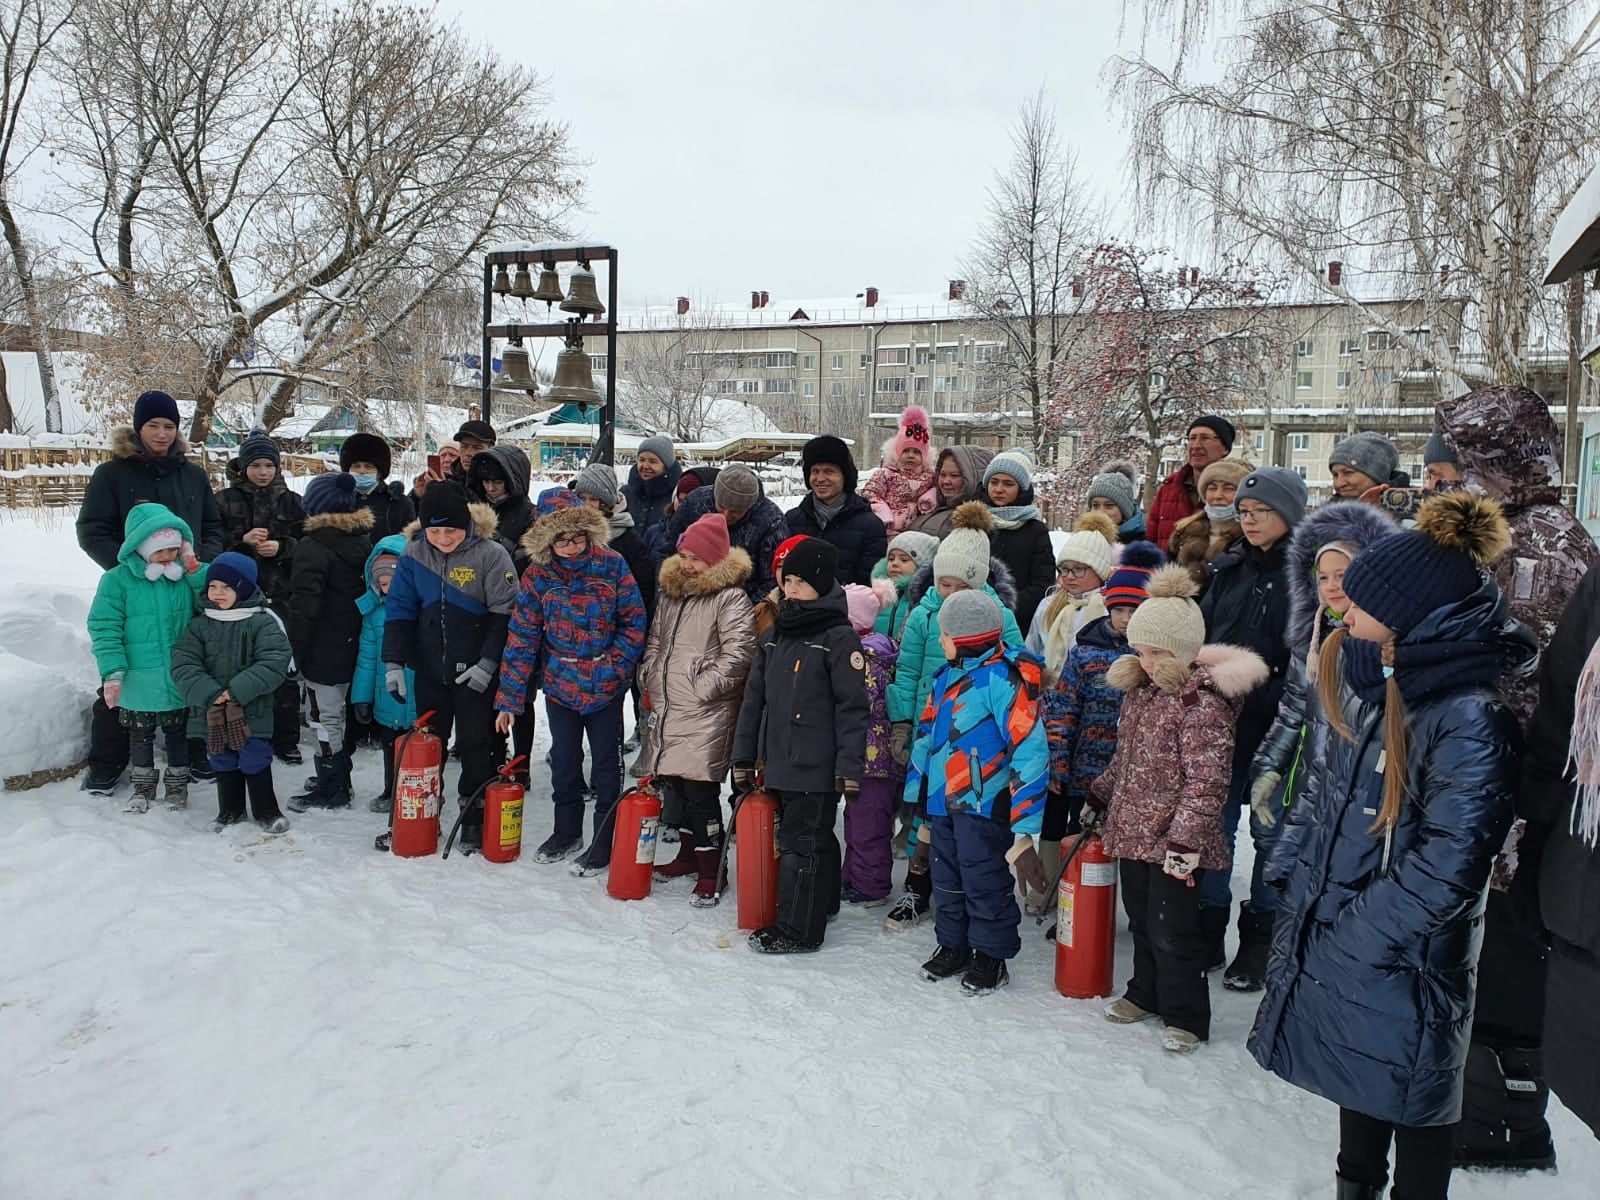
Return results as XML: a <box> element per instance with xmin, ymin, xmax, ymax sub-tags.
<box><xmin>162</xmin><ymin>765</ymin><xmax>192</xmax><ymax>810</ymax></box>
<box><xmin>210</xmin><ymin>770</ymin><xmax>248</xmax><ymax>831</ymax></box>
<box><xmin>288</xmin><ymin>751</ymin><xmax>351</xmax><ymax>812</ymax></box>
<box><xmin>301</xmin><ymin>741</ymin><xmax>330</xmax><ymax>792</ymax></box>
<box><xmin>891</xmin><ymin>802</ymin><xmax>915</xmax><ymax>859</ymax></box>
<box><xmin>1335</xmin><ymin>1177</ymin><xmax>1382</xmax><ymax>1200</ymax></box>
<box><xmin>1026</xmin><ymin>838</ymin><xmax>1061</xmax><ymax>917</ymax></box>
<box><xmin>186</xmin><ymin>743</ymin><xmax>214</xmax><ymax>783</ymax></box>
<box><xmin>748</xmin><ymin>925</ymin><xmax>821</xmax><ymax>954</ymax></box>
<box><xmin>84</xmin><ymin>764</ymin><xmax>123</xmax><ymax>796</ymax></box>
<box><xmin>654</xmin><ymin>831</ymin><xmax>698</xmax><ymax>880</ymax></box>
<box><xmin>1104</xmin><ymin>997</ymin><xmax>1156</xmax><ymax>1024</ymax></box>
<box><xmin>245</xmin><ymin>770</ymin><xmax>288</xmax><ymax>833</ymax></box>
<box><xmin>1454</xmin><ymin>1043</ymin><xmax>1557</xmax><ymax>1170</ymax></box>
<box><xmin>534</xmin><ymin>832</ymin><xmax>583</xmax><ymax>864</ymax></box>
<box><xmin>1223</xmin><ymin>906</ymin><xmax>1275</xmax><ymax>992</ymax></box>
<box><xmin>1161</xmin><ymin>1026</ymin><xmax>1200</xmax><ymax>1054</ymax></box>
<box><xmin>1198</xmin><ymin>904</ymin><xmax>1229</xmax><ymax>973</ymax></box>
<box><xmin>920</xmin><ymin>946</ymin><xmax>973</xmax><ymax>982</ymax></box>
<box><xmin>960</xmin><ymin>952</ymin><xmax>1009</xmax><ymax>995</ymax></box>
<box><xmin>691</xmin><ymin>846</ymin><xmax>725</xmax><ymax>907</ymax></box>
<box><xmin>884</xmin><ymin>868</ymin><xmax>933</xmax><ymax>932</ymax></box>
<box><xmin>275</xmin><ymin>742</ymin><xmax>303</xmax><ymax>766</ymax></box>
<box><xmin>842</xmin><ymin>886</ymin><xmax>889</xmax><ymax>908</ymax></box>
<box><xmin>369</xmin><ymin>744</ymin><xmax>397</xmax><ymax>814</ymax></box>
<box><xmin>127</xmin><ymin>766</ymin><xmax>160</xmax><ymax>814</ymax></box>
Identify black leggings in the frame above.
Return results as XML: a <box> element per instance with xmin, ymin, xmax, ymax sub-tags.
<box><xmin>1337</xmin><ymin>1108</ymin><xmax>1454</xmax><ymax>1199</ymax></box>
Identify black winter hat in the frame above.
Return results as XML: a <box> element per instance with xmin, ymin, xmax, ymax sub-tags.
<box><xmin>418</xmin><ymin>479</ymin><xmax>473</xmax><ymax>532</ymax></box>
<box><xmin>340</xmin><ymin>432</ymin><xmax>392</xmax><ymax>478</ymax></box>
<box><xmin>133</xmin><ymin>389</ymin><xmax>180</xmax><ymax>432</ymax></box>
<box><xmin>781</xmin><ymin>536</ymin><xmax>838</xmax><ymax>596</ymax></box>
<box><xmin>455</xmin><ymin>420</ymin><xmax>497</xmax><ymax>446</ymax></box>
<box><xmin>802</xmin><ymin>435</ymin><xmax>858</xmax><ymax>492</ymax></box>
<box><xmin>1187</xmin><ymin>414</ymin><xmax>1236</xmax><ymax>453</ymax></box>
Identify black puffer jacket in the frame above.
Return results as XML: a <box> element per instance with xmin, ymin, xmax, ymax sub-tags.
<box><xmin>355</xmin><ymin>480</ymin><xmax>415</xmax><ymax>546</ymax></box>
<box><xmin>289</xmin><ymin>508</ymin><xmax>375</xmax><ymax>684</ymax></box>
<box><xmin>607</xmin><ymin>516</ymin><xmax>656</xmax><ymax>617</ymax></box>
<box><xmin>986</xmin><ymin>513</ymin><xmax>1055</xmax><ymax>632</ymax></box>
<box><xmin>785</xmin><ymin>491</ymin><xmax>887</xmax><ymax>587</ymax></box>
<box><xmin>469</xmin><ymin>444</ymin><xmax>536</xmax><ymax>573</ymax></box>
<box><xmin>77</xmin><ymin>426</ymin><xmax>225</xmax><ymax>569</ymax></box>
<box><xmin>216</xmin><ymin>459</ymin><xmax>305</xmax><ymax>612</ymax></box>
<box><xmin>1199</xmin><ymin>535</ymin><xmax>1291</xmax><ymax>768</ymax></box>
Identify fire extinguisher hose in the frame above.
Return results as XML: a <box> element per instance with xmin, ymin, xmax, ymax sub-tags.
<box><xmin>442</xmin><ymin>754</ymin><xmax>528</xmax><ymax>859</ymax></box>
<box><xmin>711</xmin><ymin>782</ymin><xmax>756</xmax><ymax>906</ymax></box>
<box><xmin>1033</xmin><ymin>808</ymin><xmax>1105</xmax><ymax>926</ymax></box>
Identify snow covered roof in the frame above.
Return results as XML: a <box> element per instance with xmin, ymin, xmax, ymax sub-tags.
<box><xmin>616</xmin><ymin>292</ymin><xmax>964</xmax><ymax>332</ymax></box>
<box><xmin>1547</xmin><ymin>161</ymin><xmax>1600</xmax><ymax>284</ymax></box>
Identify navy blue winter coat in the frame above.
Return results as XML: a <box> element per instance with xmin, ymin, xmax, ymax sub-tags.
<box><xmin>663</xmin><ymin>482</ymin><xmax>787</xmax><ymax>604</ymax></box>
<box><xmin>620</xmin><ymin>461</ymin><xmax>682</xmax><ymax>539</ymax></box>
<box><xmin>1249</xmin><ymin>579</ymin><xmax>1536</xmax><ymax>1127</ymax></box>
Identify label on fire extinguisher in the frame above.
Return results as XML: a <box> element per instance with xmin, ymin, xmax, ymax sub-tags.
<box><xmin>1058</xmin><ymin>879</ymin><xmax>1076</xmax><ymax>948</ymax></box>
<box><xmin>1081</xmin><ymin>860</ymin><xmax>1116</xmax><ymax>887</ymax></box>
<box><xmin>396</xmin><ymin>767</ymin><xmax>441</xmax><ymax>821</ymax></box>
<box><xmin>772</xmin><ymin>815</ymin><xmax>781</xmax><ymax>860</ymax></box>
<box><xmin>635</xmin><ymin>816</ymin><xmax>659</xmax><ymax>864</ymax></box>
<box><xmin>500</xmin><ymin>797</ymin><xmax>524</xmax><ymax>849</ymax></box>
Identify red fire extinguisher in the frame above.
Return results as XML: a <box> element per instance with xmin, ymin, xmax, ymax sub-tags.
<box><xmin>1054</xmin><ymin>829</ymin><xmax>1118</xmax><ymax>999</ymax></box>
<box><xmin>390</xmin><ymin>711</ymin><xmax>444</xmax><ymax>858</ymax></box>
<box><xmin>481</xmin><ymin>756</ymin><xmax>527</xmax><ymax>864</ymax></box>
<box><xmin>607</xmin><ymin>778</ymin><xmax>663</xmax><ymax>901</ymax></box>
<box><xmin>734</xmin><ymin>789</ymin><xmax>780</xmax><ymax>931</ymax></box>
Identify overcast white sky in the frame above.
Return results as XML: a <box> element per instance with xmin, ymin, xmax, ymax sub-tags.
<box><xmin>446</xmin><ymin>0</ymin><xmax>1156</xmax><ymax>309</ymax></box>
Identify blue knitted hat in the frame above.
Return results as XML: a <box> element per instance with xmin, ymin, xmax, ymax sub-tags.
<box><xmin>303</xmin><ymin>472</ymin><xmax>359</xmax><ymax>516</ymax></box>
<box><xmin>239</xmin><ymin>427</ymin><xmax>280</xmax><ymax>471</ymax></box>
<box><xmin>207</xmin><ymin>551</ymin><xmax>259</xmax><ymax>599</ymax></box>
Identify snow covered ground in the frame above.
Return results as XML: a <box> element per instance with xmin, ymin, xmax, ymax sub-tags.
<box><xmin>3</xmin><ymin>510</ymin><xmax>1597</xmax><ymax>1199</ymax></box>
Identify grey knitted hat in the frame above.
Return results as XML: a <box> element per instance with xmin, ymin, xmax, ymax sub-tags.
<box><xmin>939</xmin><ymin>588</ymin><xmax>1004</xmax><ymax>644</ymax></box>
<box><xmin>1086</xmin><ymin>470</ymin><xmax>1137</xmax><ymax>523</ymax></box>
<box><xmin>638</xmin><ymin>436</ymin><xmax>676</xmax><ymax>468</ymax></box>
<box><xmin>1237</xmin><ymin>467</ymin><xmax>1309</xmax><ymax>527</ymax></box>
<box><xmin>1423</xmin><ymin>423</ymin><xmax>1458</xmax><ymax>468</ymax></box>
<box><xmin>572</xmin><ymin>462</ymin><xmax>620</xmax><ymax>511</ymax></box>
<box><xmin>713</xmin><ymin>464</ymin><xmax>761</xmax><ymax>514</ymax></box>
<box><xmin>888</xmin><ymin>529</ymin><xmax>940</xmax><ymax>570</ymax></box>
<box><xmin>1329</xmin><ymin>431</ymin><xmax>1401</xmax><ymax>486</ymax></box>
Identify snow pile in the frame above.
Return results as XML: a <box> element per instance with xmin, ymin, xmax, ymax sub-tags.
<box><xmin>0</xmin><ymin>513</ymin><xmax>105</xmax><ymax>780</ymax></box>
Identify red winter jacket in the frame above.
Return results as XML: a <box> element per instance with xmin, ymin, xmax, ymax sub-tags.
<box><xmin>1145</xmin><ymin>465</ymin><xmax>1200</xmax><ymax>552</ymax></box>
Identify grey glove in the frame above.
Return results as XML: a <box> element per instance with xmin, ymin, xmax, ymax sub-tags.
<box><xmin>385</xmin><ymin>664</ymin><xmax>407</xmax><ymax>702</ymax></box>
<box><xmin>890</xmin><ymin>721</ymin><xmax>913</xmax><ymax>766</ymax></box>
<box><xmin>1249</xmin><ymin>770</ymin><xmax>1283</xmax><ymax>829</ymax></box>
<box><xmin>456</xmin><ymin>658</ymin><xmax>496</xmax><ymax>694</ymax></box>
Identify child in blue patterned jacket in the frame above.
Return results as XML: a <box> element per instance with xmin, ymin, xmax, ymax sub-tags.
<box><xmin>906</xmin><ymin>589</ymin><xmax>1050</xmax><ymax>995</ymax></box>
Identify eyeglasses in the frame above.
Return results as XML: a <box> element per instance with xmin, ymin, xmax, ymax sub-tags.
<box><xmin>1236</xmin><ymin>505</ymin><xmax>1274</xmax><ymax>521</ymax></box>
<box><xmin>1186</xmin><ymin>433</ymin><xmax>1221</xmax><ymax>446</ymax></box>
<box><xmin>552</xmin><ymin>533</ymin><xmax>588</xmax><ymax>547</ymax></box>
<box><xmin>1058</xmin><ymin>564</ymin><xmax>1094</xmax><ymax>578</ymax></box>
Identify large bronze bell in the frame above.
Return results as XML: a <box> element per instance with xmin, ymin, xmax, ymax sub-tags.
<box><xmin>533</xmin><ymin>263</ymin><xmax>564</xmax><ymax>305</ymax></box>
<box><xmin>502</xmin><ymin>343</ymin><xmax>537</xmax><ymax>391</ymax></box>
<box><xmin>510</xmin><ymin>262</ymin><xmax>534</xmax><ymax>300</ymax></box>
<box><xmin>492</xmin><ymin>263</ymin><xmax>512</xmax><ymax>296</ymax></box>
<box><xmin>545</xmin><ymin>344</ymin><xmax>601</xmax><ymax>407</ymax></box>
<box><xmin>560</xmin><ymin>265</ymin><xmax>605</xmax><ymax>316</ymax></box>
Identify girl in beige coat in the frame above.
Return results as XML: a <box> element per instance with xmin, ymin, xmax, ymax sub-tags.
<box><xmin>638</xmin><ymin>513</ymin><xmax>757</xmax><ymax>904</ymax></box>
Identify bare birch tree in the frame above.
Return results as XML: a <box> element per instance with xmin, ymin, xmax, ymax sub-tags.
<box><xmin>1114</xmin><ymin>0</ymin><xmax>1600</xmax><ymax>388</ymax></box>
<box><xmin>619</xmin><ymin>307</ymin><xmax>739</xmax><ymax>442</ymax></box>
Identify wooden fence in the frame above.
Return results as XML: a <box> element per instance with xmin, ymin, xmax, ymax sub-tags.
<box><xmin>0</xmin><ymin>440</ymin><xmax>330</xmax><ymax>508</ymax></box>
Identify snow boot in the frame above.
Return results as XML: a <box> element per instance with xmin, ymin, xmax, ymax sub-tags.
<box><xmin>275</xmin><ymin>743</ymin><xmax>303</xmax><ymax>766</ymax></box>
<box><xmin>374</xmin><ymin>831</ymin><xmax>392</xmax><ymax>852</ymax></box>
<box><xmin>186</xmin><ymin>745</ymin><xmax>214</xmax><ymax>784</ymax></box>
<box><xmin>1223</xmin><ymin>906</ymin><xmax>1274</xmax><ymax>992</ymax></box>
<box><xmin>1104</xmin><ymin>997</ymin><xmax>1156</xmax><ymax>1024</ymax></box>
<box><xmin>884</xmin><ymin>868</ymin><xmax>932</xmax><ymax>932</ymax></box>
<box><xmin>691</xmin><ymin>846</ymin><xmax>725</xmax><ymax>906</ymax></box>
<box><xmin>920</xmin><ymin>945</ymin><xmax>973</xmax><ymax>982</ymax></box>
<box><xmin>842</xmin><ymin>886</ymin><xmax>889</xmax><ymax>908</ymax></box>
<box><xmin>891</xmin><ymin>802</ymin><xmax>915</xmax><ymax>859</ymax></box>
<box><xmin>288</xmin><ymin>750</ymin><xmax>351</xmax><ymax>812</ymax></box>
<box><xmin>1161</xmin><ymin>1026</ymin><xmax>1200</xmax><ymax>1055</ymax></box>
<box><xmin>654</xmin><ymin>831</ymin><xmax>697</xmax><ymax>880</ymax></box>
<box><xmin>1453</xmin><ymin>1044</ymin><xmax>1557</xmax><ymax>1170</ymax></box>
<box><xmin>84</xmin><ymin>764</ymin><xmax>123</xmax><ymax>796</ymax></box>
<box><xmin>1198</xmin><ymin>903</ymin><xmax>1229</xmax><ymax>973</ymax></box>
<box><xmin>534</xmin><ymin>833</ymin><xmax>583</xmax><ymax>864</ymax></box>
<box><xmin>1335</xmin><ymin>1177</ymin><xmax>1382</xmax><ymax>1200</ymax></box>
<box><xmin>571</xmin><ymin>846</ymin><xmax>609</xmax><ymax>877</ymax></box>
<box><xmin>245</xmin><ymin>770</ymin><xmax>286</xmax><ymax>826</ymax></box>
<box><xmin>127</xmin><ymin>766</ymin><xmax>159</xmax><ymax>814</ymax></box>
<box><xmin>1026</xmin><ymin>838</ymin><xmax>1061</xmax><ymax>917</ymax></box>
<box><xmin>213</xmin><ymin>769</ymin><xmax>248</xmax><ymax>829</ymax></box>
<box><xmin>748</xmin><ymin>925</ymin><xmax>821</xmax><ymax>954</ymax></box>
<box><xmin>960</xmin><ymin>952</ymin><xmax>1009</xmax><ymax>995</ymax></box>
<box><xmin>162</xmin><ymin>765</ymin><xmax>192</xmax><ymax>810</ymax></box>
<box><xmin>369</xmin><ymin>745</ymin><xmax>397</xmax><ymax>814</ymax></box>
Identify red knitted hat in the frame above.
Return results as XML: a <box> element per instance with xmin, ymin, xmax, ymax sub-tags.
<box><xmin>772</xmin><ymin>533</ymin><xmax>808</xmax><ymax>579</ymax></box>
<box><xmin>678</xmin><ymin>513</ymin><xmax>730</xmax><ymax>566</ymax></box>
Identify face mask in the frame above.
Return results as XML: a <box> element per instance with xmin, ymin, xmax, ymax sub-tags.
<box><xmin>1205</xmin><ymin>503</ymin><xmax>1236</xmax><ymax>523</ymax></box>
<box><xmin>352</xmin><ymin>472</ymin><xmax>380</xmax><ymax>494</ymax></box>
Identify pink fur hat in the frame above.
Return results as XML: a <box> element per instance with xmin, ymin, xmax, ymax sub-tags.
<box><xmin>884</xmin><ymin>405</ymin><xmax>934</xmax><ymax>465</ymax></box>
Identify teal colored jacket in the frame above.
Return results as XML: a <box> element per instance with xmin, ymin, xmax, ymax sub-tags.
<box><xmin>87</xmin><ymin>503</ymin><xmax>206</xmax><ymax>714</ymax></box>
<box><xmin>885</xmin><ymin>562</ymin><xmax>1021</xmax><ymax>725</ymax></box>
<box><xmin>352</xmin><ymin>535</ymin><xmax>417</xmax><ymax>731</ymax></box>
<box><xmin>870</xmin><ymin>558</ymin><xmax>916</xmax><ymax>642</ymax></box>
<box><xmin>170</xmin><ymin>598</ymin><xmax>292</xmax><ymax>739</ymax></box>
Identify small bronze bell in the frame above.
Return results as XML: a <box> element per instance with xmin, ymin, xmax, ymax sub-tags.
<box><xmin>502</xmin><ymin>343</ymin><xmax>537</xmax><ymax>392</ymax></box>
<box><xmin>492</xmin><ymin>263</ymin><xmax>512</xmax><ymax>296</ymax></box>
<box><xmin>545</xmin><ymin>344</ymin><xmax>601</xmax><ymax>407</ymax></box>
<box><xmin>510</xmin><ymin>262</ymin><xmax>534</xmax><ymax>300</ymax></box>
<box><xmin>560</xmin><ymin>265</ymin><xmax>605</xmax><ymax>316</ymax></box>
<box><xmin>533</xmin><ymin>263</ymin><xmax>564</xmax><ymax>305</ymax></box>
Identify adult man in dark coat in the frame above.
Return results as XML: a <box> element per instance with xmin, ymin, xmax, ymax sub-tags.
<box><xmin>1146</xmin><ymin>414</ymin><xmax>1234</xmax><ymax>551</ymax></box>
<box><xmin>663</xmin><ymin>464</ymin><xmax>787</xmax><ymax>604</ymax></box>
<box><xmin>340</xmin><ymin>432</ymin><xmax>414</xmax><ymax>544</ymax></box>
<box><xmin>785</xmin><ymin>435</ymin><xmax>886</xmax><ymax>586</ymax></box>
<box><xmin>76</xmin><ymin>389</ymin><xmax>226</xmax><ymax>792</ymax></box>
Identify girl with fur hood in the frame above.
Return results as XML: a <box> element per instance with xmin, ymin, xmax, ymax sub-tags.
<box><xmin>637</xmin><ymin>514</ymin><xmax>756</xmax><ymax>905</ymax></box>
<box><xmin>884</xmin><ymin>501</ymin><xmax>1023</xmax><ymax>931</ymax></box>
<box><xmin>1250</xmin><ymin>493</ymin><xmax>1534</xmax><ymax>1200</ymax></box>
<box><xmin>1025</xmin><ymin>511</ymin><xmax>1120</xmax><ymax>682</ymax></box>
<box><xmin>1166</xmin><ymin>457</ymin><xmax>1252</xmax><ymax>591</ymax></box>
<box><xmin>496</xmin><ymin>488</ymin><xmax>647</xmax><ymax>874</ymax></box>
<box><xmin>860</xmin><ymin>405</ymin><xmax>937</xmax><ymax>535</ymax></box>
<box><xmin>1089</xmin><ymin>564</ymin><xmax>1269</xmax><ymax>1054</ymax></box>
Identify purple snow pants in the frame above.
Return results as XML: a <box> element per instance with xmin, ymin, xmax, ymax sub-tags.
<box><xmin>843</xmin><ymin>777</ymin><xmax>898</xmax><ymax>899</ymax></box>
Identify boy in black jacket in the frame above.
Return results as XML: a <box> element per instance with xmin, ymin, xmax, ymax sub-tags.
<box><xmin>733</xmin><ymin>537</ymin><xmax>870</xmax><ymax>953</ymax></box>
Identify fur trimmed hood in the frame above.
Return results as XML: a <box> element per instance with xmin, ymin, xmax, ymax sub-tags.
<box><xmin>304</xmin><ymin>507</ymin><xmax>376</xmax><ymax>535</ymax></box>
<box><xmin>906</xmin><ymin>556</ymin><xmax>1018</xmax><ymax>611</ymax></box>
<box><xmin>400</xmin><ymin>501</ymin><xmax>499</xmax><ymax>541</ymax></box>
<box><xmin>658</xmin><ymin>547</ymin><xmax>753</xmax><ymax>599</ymax></box>
<box><xmin>1284</xmin><ymin>500</ymin><xmax>1397</xmax><ymax>656</ymax></box>
<box><xmin>520</xmin><ymin>503</ymin><xmax>612</xmax><ymax>565</ymax></box>
<box><xmin>1106</xmin><ymin>642</ymin><xmax>1268</xmax><ymax>699</ymax></box>
<box><xmin>112</xmin><ymin>423</ymin><xmax>190</xmax><ymax>461</ymax></box>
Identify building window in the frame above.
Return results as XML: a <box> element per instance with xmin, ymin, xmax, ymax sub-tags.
<box><xmin>1253</xmin><ymin>432</ymin><xmax>1265</xmax><ymax>452</ymax></box>
<box><xmin>1290</xmin><ymin>433</ymin><xmax>1310</xmax><ymax>452</ymax></box>
<box><xmin>913</xmin><ymin>375</ymin><xmax>930</xmax><ymax>393</ymax></box>
<box><xmin>745</xmin><ymin>355</ymin><xmax>764</xmax><ymax>369</ymax></box>
<box><xmin>973</xmin><ymin>343</ymin><xmax>1002</xmax><ymax>364</ymax></box>
<box><xmin>1293</xmin><ymin>465</ymin><xmax>1308</xmax><ymax>480</ymax></box>
<box><xmin>1372</xmin><ymin>368</ymin><xmax>1396</xmax><ymax>388</ymax></box>
<box><xmin>711</xmin><ymin>380</ymin><xmax>738</xmax><ymax>394</ymax></box>
<box><xmin>877</xmin><ymin>347</ymin><xmax>909</xmax><ymax>367</ymax></box>
<box><xmin>1366</xmin><ymin>331</ymin><xmax>1395</xmax><ymax>352</ymax></box>
<box><xmin>876</xmin><ymin>377</ymin><xmax>908</xmax><ymax>394</ymax></box>
<box><xmin>591</xmin><ymin>355</ymin><xmax>609</xmax><ymax>370</ymax></box>
<box><xmin>916</xmin><ymin>348</ymin><xmax>932</xmax><ymax>366</ymax></box>
<box><xmin>738</xmin><ymin>379</ymin><xmax>759</xmax><ymax>394</ymax></box>
<box><xmin>856</xmin><ymin>383</ymin><xmax>866</xmax><ymax>398</ymax></box>
<box><xmin>830</xmin><ymin>380</ymin><xmax>844</xmax><ymax>398</ymax></box>
<box><xmin>860</xmin><ymin>352</ymin><xmax>871</xmax><ymax>369</ymax></box>
<box><xmin>763</xmin><ymin>378</ymin><xmax>793</xmax><ymax>394</ymax></box>
<box><xmin>802</xmin><ymin>353</ymin><xmax>816</xmax><ymax>371</ymax></box>
<box><xmin>763</xmin><ymin>352</ymin><xmax>793</xmax><ymax>369</ymax></box>
<box><xmin>937</xmin><ymin>346</ymin><xmax>959</xmax><ymax>365</ymax></box>
<box><xmin>1336</xmin><ymin>370</ymin><xmax>1352</xmax><ymax>390</ymax></box>
<box><xmin>1338</xmin><ymin>338</ymin><xmax>1359</xmax><ymax>357</ymax></box>
<box><xmin>1296</xmin><ymin>338</ymin><xmax>1314</xmax><ymax>358</ymax></box>
<box><xmin>830</xmin><ymin>353</ymin><xmax>843</xmax><ymax>371</ymax></box>
<box><xmin>1296</xmin><ymin>370</ymin><xmax>1313</xmax><ymax>389</ymax></box>
<box><xmin>802</xmin><ymin>381</ymin><xmax>815</xmax><ymax>397</ymax></box>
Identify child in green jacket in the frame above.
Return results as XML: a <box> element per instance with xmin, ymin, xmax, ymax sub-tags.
<box><xmin>171</xmin><ymin>553</ymin><xmax>294</xmax><ymax>832</ymax></box>
<box><xmin>87</xmin><ymin>503</ymin><xmax>207</xmax><ymax>812</ymax></box>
